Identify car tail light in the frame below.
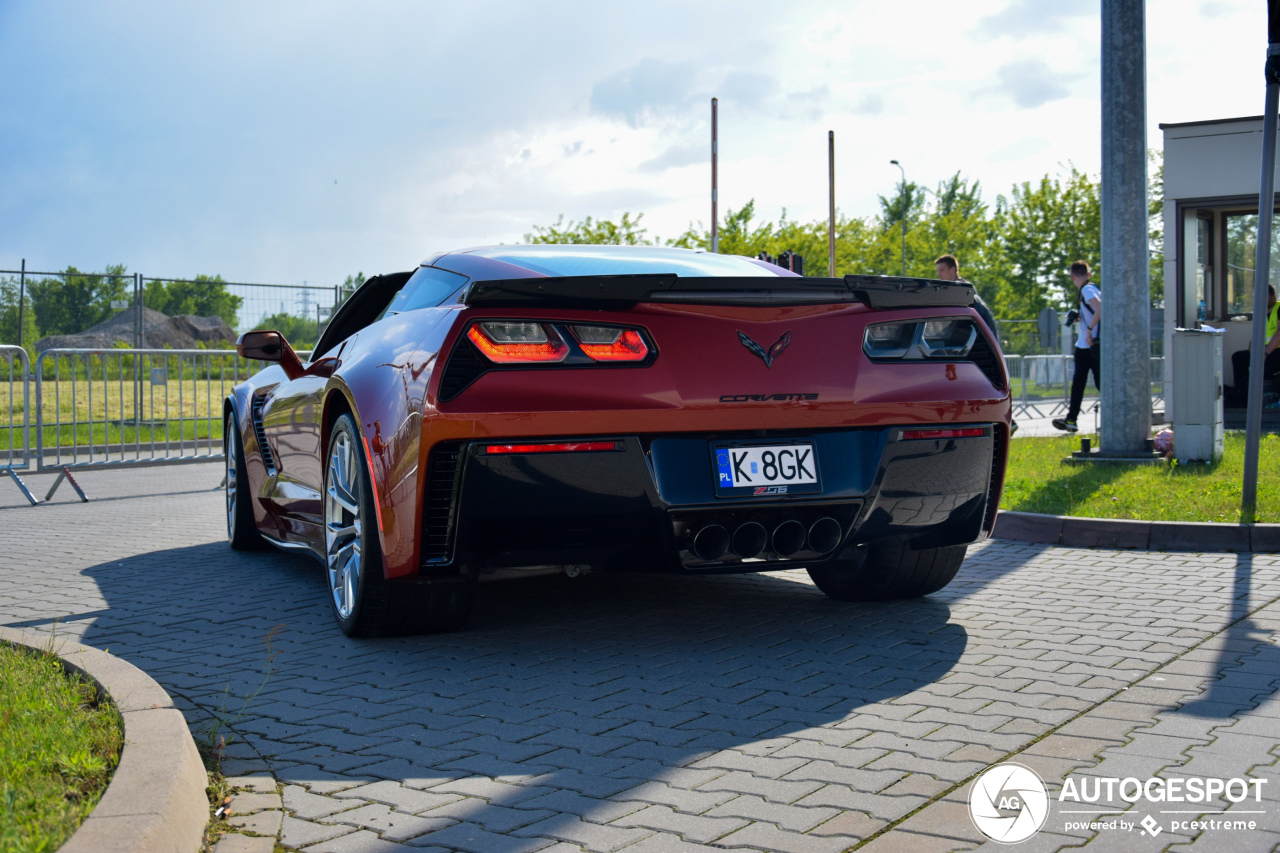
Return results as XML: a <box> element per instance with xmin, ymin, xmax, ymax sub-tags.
<box><xmin>569</xmin><ymin>325</ymin><xmax>649</xmax><ymax>362</ymax></box>
<box><xmin>901</xmin><ymin>427</ymin><xmax>986</xmax><ymax>440</ymax></box>
<box><xmin>485</xmin><ymin>441</ymin><xmax>619</xmax><ymax>454</ymax></box>
<box><xmin>467</xmin><ymin>322</ymin><xmax>568</xmax><ymax>363</ymax></box>
<box><xmin>863</xmin><ymin>318</ymin><xmax>978</xmax><ymax>360</ymax></box>
<box><xmin>863</xmin><ymin>321</ymin><xmax>915</xmax><ymax>357</ymax></box>
<box><xmin>918</xmin><ymin>319</ymin><xmax>977</xmax><ymax>358</ymax></box>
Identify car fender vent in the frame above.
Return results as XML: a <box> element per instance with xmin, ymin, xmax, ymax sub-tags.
<box><xmin>421</xmin><ymin>441</ymin><xmax>465</xmax><ymax>567</ymax></box>
<box><xmin>967</xmin><ymin>332</ymin><xmax>1005</xmax><ymax>390</ymax></box>
<box><xmin>439</xmin><ymin>336</ymin><xmax>486</xmax><ymax>402</ymax></box>
<box><xmin>250</xmin><ymin>396</ymin><xmax>276</xmax><ymax>474</ymax></box>
<box><xmin>984</xmin><ymin>423</ymin><xmax>1006</xmax><ymax>535</ymax></box>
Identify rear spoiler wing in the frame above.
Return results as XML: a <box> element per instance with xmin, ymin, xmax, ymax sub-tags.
<box><xmin>463</xmin><ymin>274</ymin><xmax>974</xmax><ymax>310</ymax></box>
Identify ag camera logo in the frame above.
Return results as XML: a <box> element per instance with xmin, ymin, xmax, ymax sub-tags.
<box><xmin>968</xmin><ymin>763</ymin><xmax>1050</xmax><ymax>844</ymax></box>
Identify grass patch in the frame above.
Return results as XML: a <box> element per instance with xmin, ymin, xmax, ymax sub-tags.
<box><xmin>0</xmin><ymin>641</ymin><xmax>123</xmax><ymax>853</ymax></box>
<box><xmin>1001</xmin><ymin>433</ymin><xmax>1280</xmax><ymax>523</ymax></box>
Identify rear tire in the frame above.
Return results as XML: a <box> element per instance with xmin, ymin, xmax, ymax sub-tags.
<box><xmin>806</xmin><ymin>541</ymin><xmax>965</xmax><ymax>602</ymax></box>
<box><xmin>324</xmin><ymin>413</ymin><xmax>475</xmax><ymax>637</ymax></box>
<box><xmin>226</xmin><ymin>417</ymin><xmax>266</xmax><ymax>550</ymax></box>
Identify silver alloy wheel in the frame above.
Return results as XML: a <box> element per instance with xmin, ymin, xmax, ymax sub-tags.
<box><xmin>225</xmin><ymin>422</ymin><xmax>237</xmax><ymax>538</ymax></box>
<box><xmin>325</xmin><ymin>430</ymin><xmax>363</xmax><ymax>620</ymax></box>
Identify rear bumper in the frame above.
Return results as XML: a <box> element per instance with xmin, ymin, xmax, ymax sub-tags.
<box><xmin>419</xmin><ymin>424</ymin><xmax>1004</xmax><ymax>576</ymax></box>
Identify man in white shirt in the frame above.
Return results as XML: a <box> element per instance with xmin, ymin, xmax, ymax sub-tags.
<box><xmin>1052</xmin><ymin>260</ymin><xmax>1101</xmax><ymax>433</ymax></box>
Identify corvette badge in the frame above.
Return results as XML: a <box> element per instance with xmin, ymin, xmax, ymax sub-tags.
<box><xmin>738</xmin><ymin>330</ymin><xmax>791</xmax><ymax>368</ymax></box>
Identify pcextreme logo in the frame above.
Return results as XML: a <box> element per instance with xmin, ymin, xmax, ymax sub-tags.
<box><xmin>968</xmin><ymin>763</ymin><xmax>1050</xmax><ymax>844</ymax></box>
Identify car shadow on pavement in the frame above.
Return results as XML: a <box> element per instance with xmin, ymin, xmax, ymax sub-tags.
<box><xmin>70</xmin><ymin>540</ymin><xmax>981</xmax><ymax>843</ymax></box>
<box><xmin>1174</xmin><ymin>553</ymin><xmax>1280</xmax><ymax>719</ymax></box>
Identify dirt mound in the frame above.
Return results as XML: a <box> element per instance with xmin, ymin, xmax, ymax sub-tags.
<box><xmin>35</xmin><ymin>305</ymin><xmax>236</xmax><ymax>352</ymax></box>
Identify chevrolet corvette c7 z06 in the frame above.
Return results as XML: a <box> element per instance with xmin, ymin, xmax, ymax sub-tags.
<box><xmin>224</xmin><ymin>245</ymin><xmax>1011</xmax><ymax>636</ymax></box>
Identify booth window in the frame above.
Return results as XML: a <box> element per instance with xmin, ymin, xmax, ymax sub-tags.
<box><xmin>1180</xmin><ymin>201</ymin><xmax>1280</xmax><ymax>324</ymax></box>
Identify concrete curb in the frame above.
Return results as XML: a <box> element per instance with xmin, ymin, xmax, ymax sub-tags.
<box><xmin>0</xmin><ymin>626</ymin><xmax>208</xmax><ymax>853</ymax></box>
<box><xmin>992</xmin><ymin>510</ymin><xmax>1280</xmax><ymax>552</ymax></box>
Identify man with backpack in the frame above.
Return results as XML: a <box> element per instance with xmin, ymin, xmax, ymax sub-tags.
<box><xmin>1052</xmin><ymin>260</ymin><xmax>1101</xmax><ymax>433</ymax></box>
<box><xmin>934</xmin><ymin>254</ymin><xmax>1017</xmax><ymax>435</ymax></box>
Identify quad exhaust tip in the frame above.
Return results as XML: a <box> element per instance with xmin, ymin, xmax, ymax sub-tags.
<box><xmin>692</xmin><ymin>516</ymin><xmax>843</xmax><ymax>562</ymax></box>
<box><xmin>808</xmin><ymin>517</ymin><xmax>842</xmax><ymax>554</ymax></box>
<box><xmin>731</xmin><ymin>521</ymin><xmax>768</xmax><ymax>559</ymax></box>
<box><xmin>692</xmin><ymin>524</ymin><xmax>730</xmax><ymax>561</ymax></box>
<box><xmin>772</xmin><ymin>519</ymin><xmax>807</xmax><ymax>557</ymax></box>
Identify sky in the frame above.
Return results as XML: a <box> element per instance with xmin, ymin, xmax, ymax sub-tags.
<box><xmin>0</xmin><ymin>0</ymin><xmax>1269</xmax><ymax>287</ymax></box>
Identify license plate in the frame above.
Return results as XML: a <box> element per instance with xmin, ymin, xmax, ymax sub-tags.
<box><xmin>712</xmin><ymin>441</ymin><xmax>821</xmax><ymax>497</ymax></box>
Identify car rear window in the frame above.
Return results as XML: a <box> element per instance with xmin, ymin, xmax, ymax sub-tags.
<box><xmin>463</xmin><ymin>245</ymin><xmax>781</xmax><ymax>278</ymax></box>
<box><xmin>384</xmin><ymin>266</ymin><xmax>469</xmax><ymax>314</ymax></box>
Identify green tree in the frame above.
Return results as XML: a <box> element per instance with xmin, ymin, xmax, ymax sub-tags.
<box><xmin>27</xmin><ymin>264</ymin><xmax>130</xmax><ymax>337</ymax></box>
<box><xmin>525</xmin><ymin>212</ymin><xmax>655</xmax><ymax>245</ymax></box>
<box><xmin>144</xmin><ymin>274</ymin><xmax>242</xmax><ymax>328</ymax></box>
<box><xmin>1149</xmin><ymin>148</ymin><xmax>1164</xmax><ymax>307</ymax></box>
<box><xmin>995</xmin><ymin>166</ymin><xmax>1101</xmax><ymax>317</ymax></box>
<box><xmin>257</xmin><ymin>311</ymin><xmax>319</xmax><ymax>350</ymax></box>
<box><xmin>0</xmin><ymin>277</ymin><xmax>39</xmax><ymax>355</ymax></box>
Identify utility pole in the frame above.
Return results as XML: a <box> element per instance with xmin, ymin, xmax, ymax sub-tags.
<box><xmin>711</xmin><ymin>98</ymin><xmax>719</xmax><ymax>253</ymax></box>
<box><xmin>890</xmin><ymin>160</ymin><xmax>906</xmax><ymax>276</ymax></box>
<box><xmin>1099</xmin><ymin>0</ymin><xmax>1152</xmax><ymax>457</ymax></box>
<box><xmin>1243</xmin><ymin>0</ymin><xmax>1280</xmax><ymax>519</ymax></box>
<box><xmin>828</xmin><ymin>131</ymin><xmax>836</xmax><ymax>277</ymax></box>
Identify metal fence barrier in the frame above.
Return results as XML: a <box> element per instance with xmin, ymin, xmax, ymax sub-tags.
<box><xmin>0</xmin><ymin>346</ymin><xmax>37</xmax><ymax>504</ymax></box>
<box><xmin>0</xmin><ymin>340</ymin><xmax>1177</xmax><ymax>508</ymax></box>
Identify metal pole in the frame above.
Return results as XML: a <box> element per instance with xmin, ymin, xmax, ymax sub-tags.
<box><xmin>1243</xmin><ymin>1</ymin><xmax>1280</xmax><ymax>520</ymax></box>
<box><xmin>711</xmin><ymin>98</ymin><xmax>719</xmax><ymax>254</ymax></box>
<box><xmin>890</xmin><ymin>160</ymin><xmax>906</xmax><ymax>276</ymax></box>
<box><xmin>138</xmin><ymin>273</ymin><xmax>145</xmax><ymax>349</ymax></box>
<box><xmin>1099</xmin><ymin>0</ymin><xmax>1152</xmax><ymax>456</ymax></box>
<box><xmin>17</xmin><ymin>259</ymin><xmax>25</xmax><ymax>349</ymax></box>
<box><xmin>828</xmin><ymin>131</ymin><xmax>836</xmax><ymax>276</ymax></box>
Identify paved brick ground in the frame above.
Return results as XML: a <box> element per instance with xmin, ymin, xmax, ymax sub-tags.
<box><xmin>3</xmin><ymin>463</ymin><xmax>1280</xmax><ymax>852</ymax></box>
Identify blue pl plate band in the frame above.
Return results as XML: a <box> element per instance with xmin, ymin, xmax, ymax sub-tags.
<box><xmin>715</xmin><ymin>448</ymin><xmax>734</xmax><ymax>487</ymax></box>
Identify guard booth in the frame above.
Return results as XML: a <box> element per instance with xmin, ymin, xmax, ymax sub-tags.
<box><xmin>1162</xmin><ymin>116</ymin><xmax>1280</xmax><ymax>426</ymax></box>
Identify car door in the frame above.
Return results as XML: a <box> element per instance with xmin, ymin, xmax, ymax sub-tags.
<box><xmin>260</xmin><ymin>273</ymin><xmax>416</xmax><ymax>526</ymax></box>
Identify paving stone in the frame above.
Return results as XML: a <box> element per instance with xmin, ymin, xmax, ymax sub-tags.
<box><xmin>407</xmin><ymin>822</ymin><xmax>553</xmax><ymax>853</ymax></box>
<box><xmin>609</xmin><ymin>804</ymin><xmax>748</xmax><ymax>843</ymax></box>
<box><xmin>228</xmin><ymin>809</ymin><xmax>283</xmax><ymax>836</ymax></box>
<box><xmin>807</xmin><ymin>809</ymin><xmax>887</xmax><ymax>839</ymax></box>
<box><xmin>284</xmin><ymin>784</ymin><xmax>367</xmax><ymax>819</ymax></box>
<box><xmin>611</xmin><ymin>781</ymin><xmax>736</xmax><ymax>813</ymax></box>
<box><xmin>513</xmin><ymin>789</ymin><xmax>644</xmax><ymax>822</ymax></box>
<box><xmin>213</xmin><ymin>834</ymin><xmax>276</xmax><ymax>853</ymax></box>
<box><xmin>280</xmin><ymin>814</ymin><xmax>357</xmax><ymax>848</ymax></box>
<box><xmin>304</xmin><ymin>829</ymin><xmax>421</xmax><ymax>852</ymax></box>
<box><xmin>328</xmin><ymin>803</ymin><xmax>455</xmax><ymax>840</ymax></box>
<box><xmin>227</xmin><ymin>774</ymin><xmax>278</xmax><ymax>794</ymax></box>
<box><xmin>417</xmin><ymin>797</ymin><xmax>555</xmax><ymax>833</ymax></box>
<box><xmin>695</xmin><ymin>771</ymin><xmax>824</xmax><ymax>804</ymax></box>
<box><xmin>228</xmin><ymin>792</ymin><xmax>281</xmax><ymax>814</ymax></box>
<box><xmin>333</xmin><ymin>780</ymin><xmax>463</xmax><ymax>813</ymax></box>
<box><xmin>512</xmin><ymin>813</ymin><xmax>653</xmax><ymax>852</ymax></box>
<box><xmin>713</xmin><ymin>821</ymin><xmax>855</xmax><ymax>853</ymax></box>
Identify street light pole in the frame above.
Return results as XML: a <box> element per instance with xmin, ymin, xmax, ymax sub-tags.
<box><xmin>1243</xmin><ymin>0</ymin><xmax>1280</xmax><ymax>519</ymax></box>
<box><xmin>711</xmin><ymin>98</ymin><xmax>719</xmax><ymax>254</ymax></box>
<box><xmin>828</xmin><ymin>131</ymin><xmax>836</xmax><ymax>277</ymax></box>
<box><xmin>890</xmin><ymin>160</ymin><xmax>906</xmax><ymax>276</ymax></box>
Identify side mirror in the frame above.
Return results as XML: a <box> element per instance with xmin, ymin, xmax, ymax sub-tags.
<box><xmin>237</xmin><ymin>330</ymin><xmax>305</xmax><ymax>380</ymax></box>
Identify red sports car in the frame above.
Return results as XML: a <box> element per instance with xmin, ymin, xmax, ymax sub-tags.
<box><xmin>224</xmin><ymin>245</ymin><xmax>1010</xmax><ymax>636</ymax></box>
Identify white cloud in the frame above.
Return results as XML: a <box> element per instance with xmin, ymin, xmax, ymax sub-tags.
<box><xmin>975</xmin><ymin>0</ymin><xmax>1095</xmax><ymax>39</ymax></box>
<box><xmin>0</xmin><ymin>0</ymin><xmax>1268</xmax><ymax>284</ymax></box>
<box><xmin>983</xmin><ymin>58</ymin><xmax>1083</xmax><ymax>109</ymax></box>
